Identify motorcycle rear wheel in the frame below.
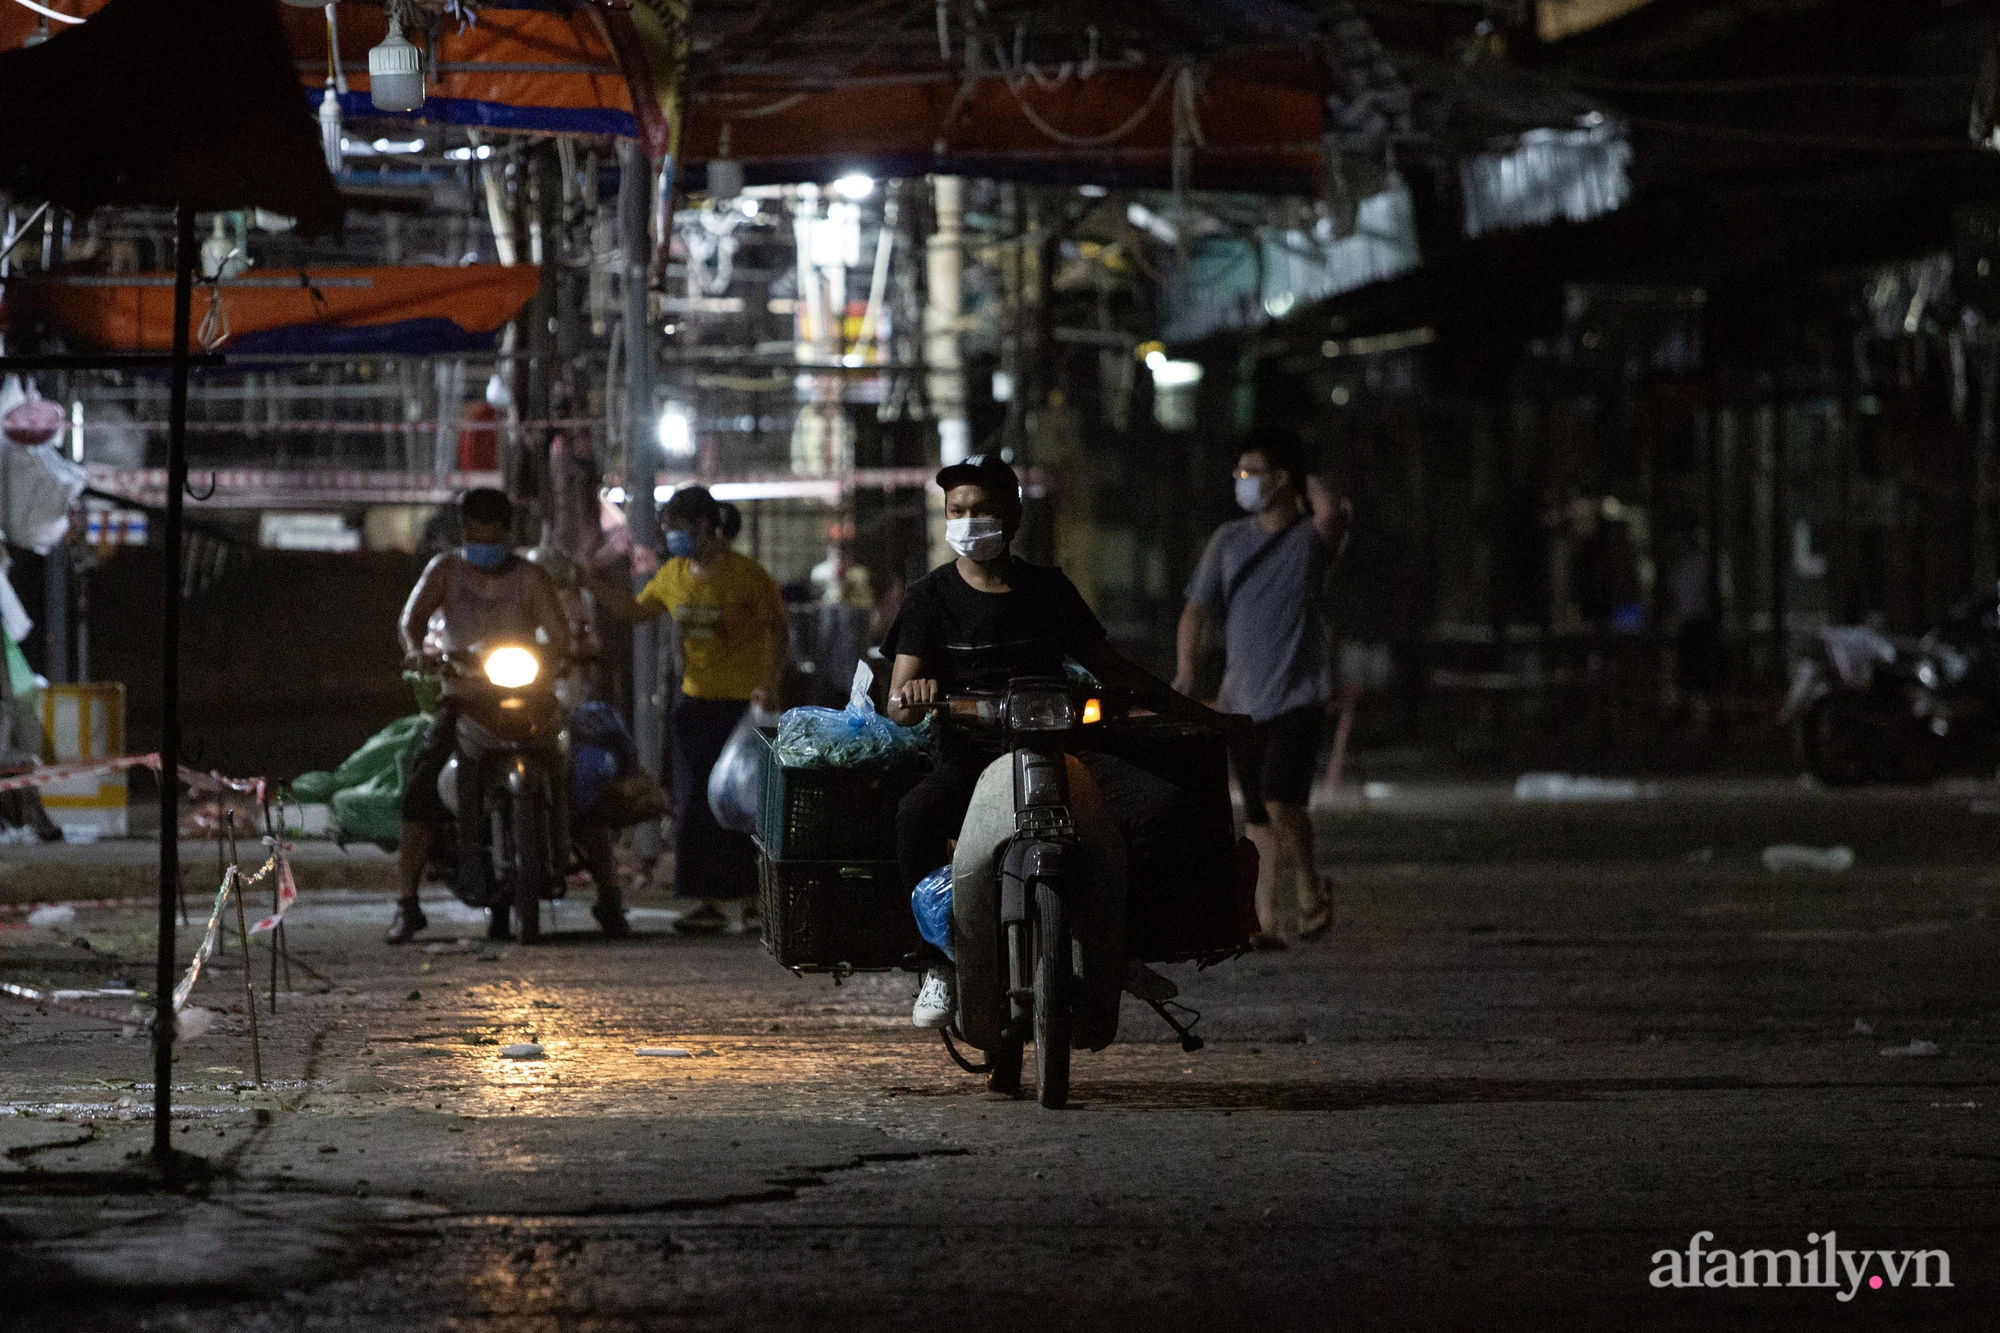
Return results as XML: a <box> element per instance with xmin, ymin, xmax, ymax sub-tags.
<box><xmin>1033</xmin><ymin>882</ymin><xmax>1072</xmax><ymax>1109</ymax></box>
<box><xmin>1796</xmin><ymin>697</ymin><xmax>1874</xmax><ymax>786</ymax></box>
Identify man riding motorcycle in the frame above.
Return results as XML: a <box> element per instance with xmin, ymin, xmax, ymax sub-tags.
<box><xmin>882</xmin><ymin>455</ymin><xmax>1247</xmax><ymax>1028</ymax></box>
<box><xmin>386</xmin><ymin>488</ymin><xmax>626</xmax><ymax>943</ymax></box>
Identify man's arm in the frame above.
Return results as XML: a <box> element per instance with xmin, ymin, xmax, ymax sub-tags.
<box><xmin>885</xmin><ymin>653</ymin><xmax>936</xmax><ymax>727</ymax></box>
<box><xmin>398</xmin><ymin>556</ymin><xmax>449</xmax><ymax>659</ymax></box>
<box><xmin>1172</xmin><ymin>599</ymin><xmax>1212</xmax><ymax>697</ymax></box>
<box><xmin>1073</xmin><ymin>637</ymin><xmax>1247</xmax><ymax>739</ymax></box>
<box><xmin>522</xmin><ymin>563</ymin><xmax>574</xmax><ymax>664</ymax></box>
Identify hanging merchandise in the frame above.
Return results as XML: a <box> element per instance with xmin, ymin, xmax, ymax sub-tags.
<box><xmin>0</xmin><ymin>557</ymin><xmax>32</xmax><ymax>644</ymax></box>
<box><xmin>3</xmin><ymin>453</ymin><xmax>86</xmax><ymax>554</ymax></box>
<box><xmin>0</xmin><ymin>376</ymin><xmax>64</xmax><ymax>448</ymax></box>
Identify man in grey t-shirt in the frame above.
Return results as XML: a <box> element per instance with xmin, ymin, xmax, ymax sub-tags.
<box><xmin>1173</xmin><ymin>428</ymin><xmax>1349</xmax><ymax>946</ymax></box>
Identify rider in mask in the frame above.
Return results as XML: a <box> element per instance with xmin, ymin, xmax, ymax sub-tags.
<box><xmin>389</xmin><ymin>488</ymin><xmax>588</xmax><ymax>944</ymax></box>
<box><xmin>883</xmin><ymin>455</ymin><xmax>1246</xmax><ymax>1031</ymax></box>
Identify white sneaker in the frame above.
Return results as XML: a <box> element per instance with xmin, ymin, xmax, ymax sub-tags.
<box><xmin>911</xmin><ymin>966</ymin><xmax>955</xmax><ymax>1029</ymax></box>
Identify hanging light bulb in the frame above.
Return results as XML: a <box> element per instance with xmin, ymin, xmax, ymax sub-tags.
<box><xmin>369</xmin><ymin>16</ymin><xmax>424</xmax><ymax>112</ymax></box>
<box><xmin>314</xmin><ymin>2</ymin><xmax>342</xmax><ymax>177</ymax></box>
<box><xmin>319</xmin><ymin>79</ymin><xmax>343</xmax><ymax>176</ymax></box>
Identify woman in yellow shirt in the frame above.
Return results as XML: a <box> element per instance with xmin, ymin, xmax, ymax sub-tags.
<box><xmin>599</xmin><ymin>486</ymin><xmax>787</xmax><ymax>933</ymax></box>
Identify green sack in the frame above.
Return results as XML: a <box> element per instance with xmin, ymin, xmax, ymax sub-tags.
<box><xmin>328</xmin><ymin>715</ymin><xmax>431</xmax><ymax>791</ymax></box>
<box><xmin>331</xmin><ymin>770</ymin><xmax>406</xmax><ymax>848</ymax></box>
<box><xmin>290</xmin><ymin>770</ymin><xmax>339</xmax><ymax>804</ymax></box>
<box><xmin>4</xmin><ymin>636</ymin><xmax>37</xmax><ymax>701</ymax></box>
<box><xmin>330</xmin><ymin>722</ymin><xmax>430</xmax><ymax>850</ymax></box>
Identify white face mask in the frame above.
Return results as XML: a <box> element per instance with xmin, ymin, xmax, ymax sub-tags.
<box><xmin>945</xmin><ymin>515</ymin><xmax>1007</xmax><ymax>561</ymax></box>
<box><xmin>1235</xmin><ymin>474</ymin><xmax>1269</xmax><ymax>513</ymax></box>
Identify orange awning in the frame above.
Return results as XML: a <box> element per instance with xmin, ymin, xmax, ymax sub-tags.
<box><xmin>39</xmin><ymin>264</ymin><xmax>541</xmax><ymax>353</ymax></box>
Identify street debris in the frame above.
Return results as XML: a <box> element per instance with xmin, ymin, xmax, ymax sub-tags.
<box><xmin>1852</xmin><ymin>1019</ymin><xmax>1874</xmax><ymax>1036</ymax></box>
<box><xmin>1512</xmin><ymin>773</ymin><xmax>1651</xmax><ymax>801</ymax></box>
<box><xmin>500</xmin><ymin>1043</ymin><xmax>544</xmax><ymax>1060</ymax></box>
<box><xmin>637</xmin><ymin>1047</ymin><xmax>692</xmax><ymax>1058</ymax></box>
<box><xmin>1880</xmin><ymin>1039</ymin><xmax>1941</xmax><ymax>1058</ymax></box>
<box><xmin>1761</xmin><ymin>844</ymin><xmax>1854</xmax><ymax>873</ymax></box>
<box><xmin>25</xmin><ymin>904</ymin><xmax>76</xmax><ymax>928</ymax></box>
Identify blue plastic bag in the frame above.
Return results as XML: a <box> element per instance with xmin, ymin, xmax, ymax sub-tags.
<box><xmin>772</xmin><ymin>661</ymin><xmax>930</xmax><ymax>769</ymax></box>
<box><xmin>571</xmin><ymin>701</ymin><xmax>641</xmax><ymax>772</ymax></box>
<box><xmin>707</xmin><ymin>705</ymin><xmax>779</xmax><ymax>834</ymax></box>
<box><xmin>911</xmin><ymin>863</ymin><xmax>953</xmax><ymax>960</ymax></box>
<box><xmin>570</xmin><ymin>743</ymin><xmax>621</xmax><ymax>815</ymax></box>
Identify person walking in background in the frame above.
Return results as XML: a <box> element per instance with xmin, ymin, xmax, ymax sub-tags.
<box><xmin>594</xmin><ymin>486</ymin><xmax>787</xmax><ymax>935</ymax></box>
<box><xmin>1173</xmin><ymin>427</ymin><xmax>1350</xmax><ymax>948</ymax></box>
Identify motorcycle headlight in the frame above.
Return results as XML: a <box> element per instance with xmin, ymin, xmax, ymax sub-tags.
<box><xmin>1007</xmin><ymin>686</ymin><xmax>1075</xmax><ymax>733</ymax></box>
<box><xmin>484</xmin><ymin>645</ymin><xmax>540</xmax><ymax>689</ymax></box>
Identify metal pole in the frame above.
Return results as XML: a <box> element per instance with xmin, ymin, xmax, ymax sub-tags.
<box><xmin>152</xmin><ymin>202</ymin><xmax>195</xmax><ymax>1164</ymax></box>
<box><xmin>619</xmin><ymin>140</ymin><xmax>663</xmax><ymax>858</ymax></box>
<box><xmin>925</xmin><ymin>175</ymin><xmax>967</xmax><ymax>466</ymax></box>
<box><xmin>44</xmin><ymin>545</ymin><xmax>67</xmax><ymax>685</ymax></box>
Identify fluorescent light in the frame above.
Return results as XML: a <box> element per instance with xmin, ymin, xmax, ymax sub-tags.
<box><xmin>372</xmin><ymin>137</ymin><xmax>425</xmax><ymax>155</ymax></box>
<box><xmin>13</xmin><ymin>0</ymin><xmax>84</xmax><ymax>26</ymax></box>
<box><xmin>1079</xmin><ymin>184</ymin><xmax>1109</xmax><ymax>198</ymax></box>
<box><xmin>740</xmin><ymin>198</ymin><xmax>760</xmax><ymax>217</ymax></box>
<box><xmin>657</xmin><ymin>405</ymin><xmax>695</xmax><ymax>458</ymax></box>
<box><xmin>832</xmin><ymin>173</ymin><xmax>874</xmax><ymax>201</ymax></box>
<box><xmin>1149</xmin><ymin>358</ymin><xmax>1203</xmax><ymax>388</ymax></box>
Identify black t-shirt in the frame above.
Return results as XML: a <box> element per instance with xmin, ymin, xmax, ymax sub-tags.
<box><xmin>882</xmin><ymin>559</ymin><xmax>1105</xmax><ymax>696</ymax></box>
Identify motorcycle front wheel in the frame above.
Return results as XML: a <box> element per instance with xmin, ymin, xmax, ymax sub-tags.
<box><xmin>511</xmin><ymin>785</ymin><xmax>549</xmax><ymax>944</ymax></box>
<box><xmin>1033</xmin><ymin>881</ymin><xmax>1072</xmax><ymax>1109</ymax></box>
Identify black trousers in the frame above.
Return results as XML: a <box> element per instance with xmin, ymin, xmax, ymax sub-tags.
<box><xmin>669</xmin><ymin>695</ymin><xmax>758</xmax><ymax>901</ymax></box>
<box><xmin>896</xmin><ymin>750</ymin><xmax>1192</xmax><ymax>904</ymax></box>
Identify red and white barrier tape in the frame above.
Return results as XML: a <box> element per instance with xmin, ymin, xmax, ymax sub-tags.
<box><xmin>171</xmin><ymin>869</ymin><xmax>235</xmax><ymax>1012</ymax></box>
<box><xmin>0</xmin><ymin>753</ymin><xmax>268</xmax><ymax>807</ymax></box>
<box><xmin>0</xmin><ymin>895</ymin><xmax>155</xmax><ymax>916</ymax></box>
<box><xmin>177</xmin><ymin>766</ymin><xmax>268</xmax><ymax>805</ymax></box>
<box><xmin>0</xmin><ymin>753</ymin><xmax>160</xmax><ymax>794</ymax></box>
<box><xmin>246</xmin><ymin>838</ymin><xmax>297</xmax><ymax>936</ymax></box>
<box><xmin>0</xmin><ymin>981</ymin><xmax>140</xmax><ymax>1025</ymax></box>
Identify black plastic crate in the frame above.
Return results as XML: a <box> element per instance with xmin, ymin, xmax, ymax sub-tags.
<box><xmin>1084</xmin><ymin>720</ymin><xmax>1248</xmax><ymax>964</ymax></box>
<box><xmin>756</xmin><ymin>851</ymin><xmax>918</xmax><ymax>972</ymax></box>
<box><xmin>753</xmin><ymin>727</ymin><xmax>929</xmax><ymax>863</ymax></box>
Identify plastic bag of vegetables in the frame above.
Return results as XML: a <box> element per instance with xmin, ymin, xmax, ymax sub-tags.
<box><xmin>771</xmin><ymin>661</ymin><xmax>930</xmax><ymax>769</ymax></box>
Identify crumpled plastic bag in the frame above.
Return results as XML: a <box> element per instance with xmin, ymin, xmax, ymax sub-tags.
<box><xmin>771</xmin><ymin>661</ymin><xmax>930</xmax><ymax>769</ymax></box>
<box><xmin>572</xmin><ymin>743</ymin><xmax>622</xmax><ymax>816</ymax></box>
<box><xmin>708</xmin><ymin>704</ymin><xmax>780</xmax><ymax>833</ymax></box>
<box><xmin>911</xmin><ymin>863</ymin><xmax>953</xmax><ymax>961</ymax></box>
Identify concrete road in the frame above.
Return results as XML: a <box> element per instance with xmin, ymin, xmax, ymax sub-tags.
<box><xmin>2</xmin><ymin>780</ymin><xmax>1997</xmax><ymax>1331</ymax></box>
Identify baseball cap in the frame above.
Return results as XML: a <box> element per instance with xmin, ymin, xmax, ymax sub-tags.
<box><xmin>936</xmin><ymin>453</ymin><xmax>1021</xmax><ymax>504</ymax></box>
